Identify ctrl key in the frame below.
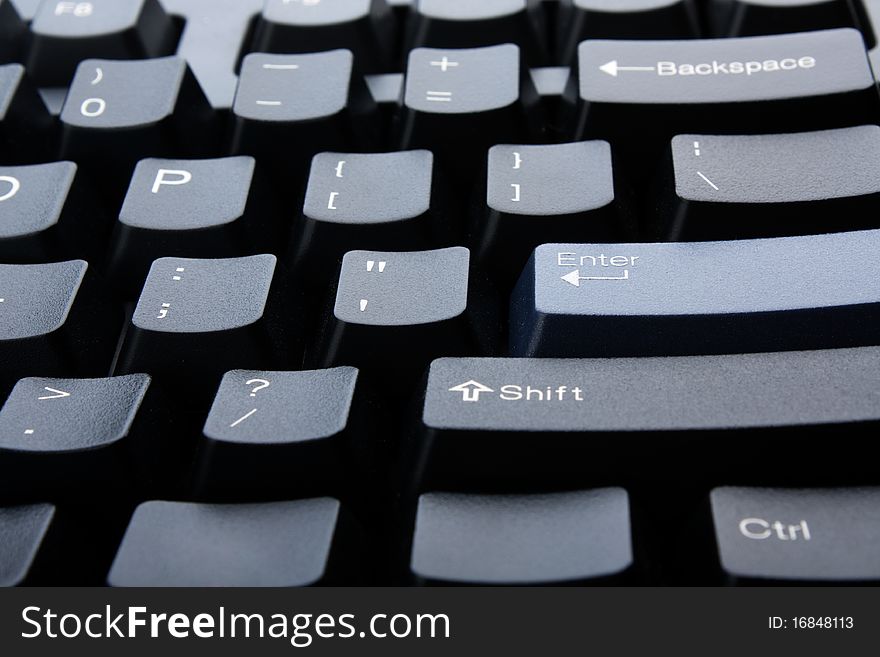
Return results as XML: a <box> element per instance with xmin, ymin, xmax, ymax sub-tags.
<box><xmin>710</xmin><ymin>487</ymin><xmax>880</xmax><ymax>584</ymax></box>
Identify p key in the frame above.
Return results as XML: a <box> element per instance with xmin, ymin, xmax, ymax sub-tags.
<box><xmin>109</xmin><ymin>156</ymin><xmax>272</xmax><ymax>297</ymax></box>
<box><xmin>511</xmin><ymin>233</ymin><xmax>880</xmax><ymax>358</ymax></box>
<box><xmin>569</xmin><ymin>29</ymin><xmax>879</xmax><ymax>145</ymax></box>
<box><xmin>26</xmin><ymin>0</ymin><xmax>177</xmax><ymax>86</ymax></box>
<box><xmin>60</xmin><ymin>57</ymin><xmax>215</xmax><ymax>190</ymax></box>
<box><xmin>659</xmin><ymin>126</ymin><xmax>880</xmax><ymax>240</ymax></box>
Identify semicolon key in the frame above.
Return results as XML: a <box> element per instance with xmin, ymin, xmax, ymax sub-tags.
<box><xmin>568</xmin><ymin>28</ymin><xmax>880</xmax><ymax>148</ymax></box>
<box><xmin>510</xmin><ymin>233</ymin><xmax>880</xmax><ymax>358</ymax></box>
<box><xmin>656</xmin><ymin>126</ymin><xmax>880</xmax><ymax>240</ymax></box>
<box><xmin>116</xmin><ymin>255</ymin><xmax>298</xmax><ymax>402</ymax></box>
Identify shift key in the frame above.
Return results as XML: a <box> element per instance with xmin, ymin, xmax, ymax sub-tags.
<box><xmin>510</xmin><ymin>233</ymin><xmax>880</xmax><ymax>357</ymax></box>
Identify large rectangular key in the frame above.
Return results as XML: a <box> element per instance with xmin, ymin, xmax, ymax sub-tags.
<box><xmin>511</xmin><ymin>232</ymin><xmax>880</xmax><ymax>357</ymax></box>
<box><xmin>659</xmin><ymin>126</ymin><xmax>880</xmax><ymax>239</ymax></box>
<box><xmin>415</xmin><ymin>350</ymin><xmax>880</xmax><ymax>489</ymax></box>
<box><xmin>569</xmin><ymin>28</ymin><xmax>879</xmax><ymax>143</ymax></box>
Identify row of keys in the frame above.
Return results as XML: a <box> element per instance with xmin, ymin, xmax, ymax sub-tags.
<box><xmin>4</xmin><ymin>28</ymin><xmax>880</xmax><ymax>171</ymax></box>
<box><xmin>3</xmin><ymin>344</ymin><xmax>879</xmax><ymax>502</ymax></box>
<box><xmin>5</xmin><ymin>226</ymin><xmax>880</xmax><ymax>394</ymax></box>
<box><xmin>6</xmin><ymin>126</ymin><xmax>880</xmax><ymax>295</ymax></box>
<box><xmin>5</xmin><ymin>485</ymin><xmax>880</xmax><ymax>585</ymax></box>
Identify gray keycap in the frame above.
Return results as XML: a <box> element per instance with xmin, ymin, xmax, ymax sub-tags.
<box><xmin>404</xmin><ymin>44</ymin><xmax>520</xmax><ymax>114</ymax></box>
<box><xmin>0</xmin><ymin>375</ymin><xmax>150</xmax><ymax>452</ymax></box>
<box><xmin>488</xmin><ymin>141</ymin><xmax>614</xmax><ymax>215</ymax></box>
<box><xmin>204</xmin><ymin>368</ymin><xmax>358</xmax><ymax>445</ymax></box>
<box><xmin>335</xmin><ymin>248</ymin><xmax>469</xmax><ymax>326</ymax></box>
<box><xmin>198</xmin><ymin>368</ymin><xmax>359</xmax><ymax>497</ymax></box>
<box><xmin>672</xmin><ymin>126</ymin><xmax>880</xmax><ymax>204</ymax></box>
<box><xmin>108</xmin><ymin>498</ymin><xmax>345</xmax><ymax>586</ymax></box>
<box><xmin>0</xmin><ymin>162</ymin><xmax>75</xmax><ymax>236</ymax></box>
<box><xmin>578</xmin><ymin>29</ymin><xmax>871</xmax><ymax>105</ymax></box>
<box><xmin>132</xmin><ymin>255</ymin><xmax>276</xmax><ymax>334</ymax></box>
<box><xmin>234</xmin><ymin>51</ymin><xmax>354</xmax><ymax>122</ymax></box>
<box><xmin>510</xmin><ymin>233</ymin><xmax>880</xmax><ymax>357</ymax></box>
<box><xmin>424</xmin><ymin>350</ymin><xmax>880</xmax><ymax>433</ymax></box>
<box><xmin>0</xmin><ymin>503</ymin><xmax>54</xmax><ymax>587</ymax></box>
<box><xmin>120</xmin><ymin>157</ymin><xmax>256</xmax><ymax>230</ymax></box>
<box><xmin>410</xmin><ymin>489</ymin><xmax>632</xmax><ymax>584</ymax></box>
<box><xmin>303</xmin><ymin>151</ymin><xmax>433</xmax><ymax>225</ymax></box>
<box><xmin>263</xmin><ymin>0</ymin><xmax>372</xmax><ymax>24</ymax></box>
<box><xmin>61</xmin><ymin>57</ymin><xmax>189</xmax><ymax>130</ymax></box>
<box><xmin>415</xmin><ymin>351</ymin><xmax>880</xmax><ymax>488</ymax></box>
<box><xmin>0</xmin><ymin>260</ymin><xmax>86</xmax><ymax>340</ymax></box>
<box><xmin>711</xmin><ymin>487</ymin><xmax>880</xmax><ymax>581</ymax></box>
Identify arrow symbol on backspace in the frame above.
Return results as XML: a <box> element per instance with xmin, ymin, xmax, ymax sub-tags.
<box><xmin>599</xmin><ymin>60</ymin><xmax>656</xmax><ymax>77</ymax></box>
<box><xmin>38</xmin><ymin>387</ymin><xmax>71</xmax><ymax>400</ymax></box>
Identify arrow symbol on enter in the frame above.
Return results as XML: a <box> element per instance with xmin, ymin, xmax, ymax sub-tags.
<box><xmin>562</xmin><ymin>269</ymin><xmax>630</xmax><ymax>286</ymax></box>
<box><xmin>599</xmin><ymin>60</ymin><xmax>656</xmax><ymax>77</ymax></box>
<box><xmin>38</xmin><ymin>387</ymin><xmax>71</xmax><ymax>400</ymax></box>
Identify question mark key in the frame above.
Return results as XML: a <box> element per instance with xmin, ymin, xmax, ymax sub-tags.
<box><xmin>197</xmin><ymin>368</ymin><xmax>360</xmax><ymax>497</ymax></box>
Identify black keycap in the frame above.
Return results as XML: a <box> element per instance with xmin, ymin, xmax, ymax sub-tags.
<box><xmin>0</xmin><ymin>375</ymin><xmax>161</xmax><ymax>499</ymax></box>
<box><xmin>0</xmin><ymin>161</ymin><xmax>104</xmax><ymax>262</ymax></box>
<box><xmin>410</xmin><ymin>489</ymin><xmax>633</xmax><ymax>585</ymax></box>
<box><xmin>196</xmin><ymin>367</ymin><xmax>359</xmax><ymax>500</ymax></box>
<box><xmin>26</xmin><ymin>0</ymin><xmax>176</xmax><ymax>86</ymax></box>
<box><xmin>415</xmin><ymin>352</ymin><xmax>880</xmax><ymax>489</ymax></box>
<box><xmin>511</xmin><ymin>234</ymin><xmax>880</xmax><ymax>358</ymax></box>
<box><xmin>164</xmin><ymin>0</ymin><xmax>262</xmax><ymax>109</ymax></box>
<box><xmin>405</xmin><ymin>0</ymin><xmax>547</xmax><ymax>64</ymax></box>
<box><xmin>293</xmin><ymin>150</ymin><xmax>449</xmax><ymax>288</ymax></box>
<box><xmin>255</xmin><ymin>0</ymin><xmax>394</xmax><ymax>72</ymax></box>
<box><xmin>60</xmin><ymin>57</ymin><xmax>216</xmax><ymax>189</ymax></box>
<box><xmin>475</xmin><ymin>141</ymin><xmax>624</xmax><ymax>288</ymax></box>
<box><xmin>315</xmin><ymin>247</ymin><xmax>485</xmax><ymax>374</ymax></box>
<box><xmin>558</xmin><ymin>0</ymin><xmax>699</xmax><ymax>63</ymax></box>
<box><xmin>398</xmin><ymin>44</ymin><xmax>540</xmax><ymax>176</ymax></box>
<box><xmin>0</xmin><ymin>64</ymin><xmax>53</xmax><ymax>162</ymax></box>
<box><xmin>0</xmin><ymin>503</ymin><xmax>54</xmax><ymax>586</ymax></box>
<box><xmin>109</xmin><ymin>156</ymin><xmax>274</xmax><ymax>297</ymax></box>
<box><xmin>0</xmin><ymin>261</ymin><xmax>120</xmax><ymax>394</ymax></box>
<box><xmin>569</xmin><ymin>29</ymin><xmax>879</xmax><ymax>146</ymax></box>
<box><xmin>0</xmin><ymin>0</ymin><xmax>25</xmax><ymax>63</ymax></box>
<box><xmin>709</xmin><ymin>0</ymin><xmax>860</xmax><ymax>38</ymax></box>
<box><xmin>116</xmin><ymin>255</ymin><xmax>294</xmax><ymax>397</ymax></box>
<box><xmin>658</xmin><ymin>126</ymin><xmax>880</xmax><ymax>240</ymax></box>
<box><xmin>231</xmin><ymin>51</ymin><xmax>378</xmax><ymax>172</ymax></box>
<box><xmin>108</xmin><ymin>498</ymin><xmax>354</xmax><ymax>586</ymax></box>
<box><xmin>710</xmin><ymin>487</ymin><xmax>880</xmax><ymax>583</ymax></box>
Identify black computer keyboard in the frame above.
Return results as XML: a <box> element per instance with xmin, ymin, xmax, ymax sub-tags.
<box><xmin>2</xmin><ymin>0</ymin><xmax>880</xmax><ymax>587</ymax></box>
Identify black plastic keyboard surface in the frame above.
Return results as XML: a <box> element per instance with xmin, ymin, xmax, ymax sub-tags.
<box><xmin>2</xmin><ymin>0</ymin><xmax>880</xmax><ymax>587</ymax></box>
